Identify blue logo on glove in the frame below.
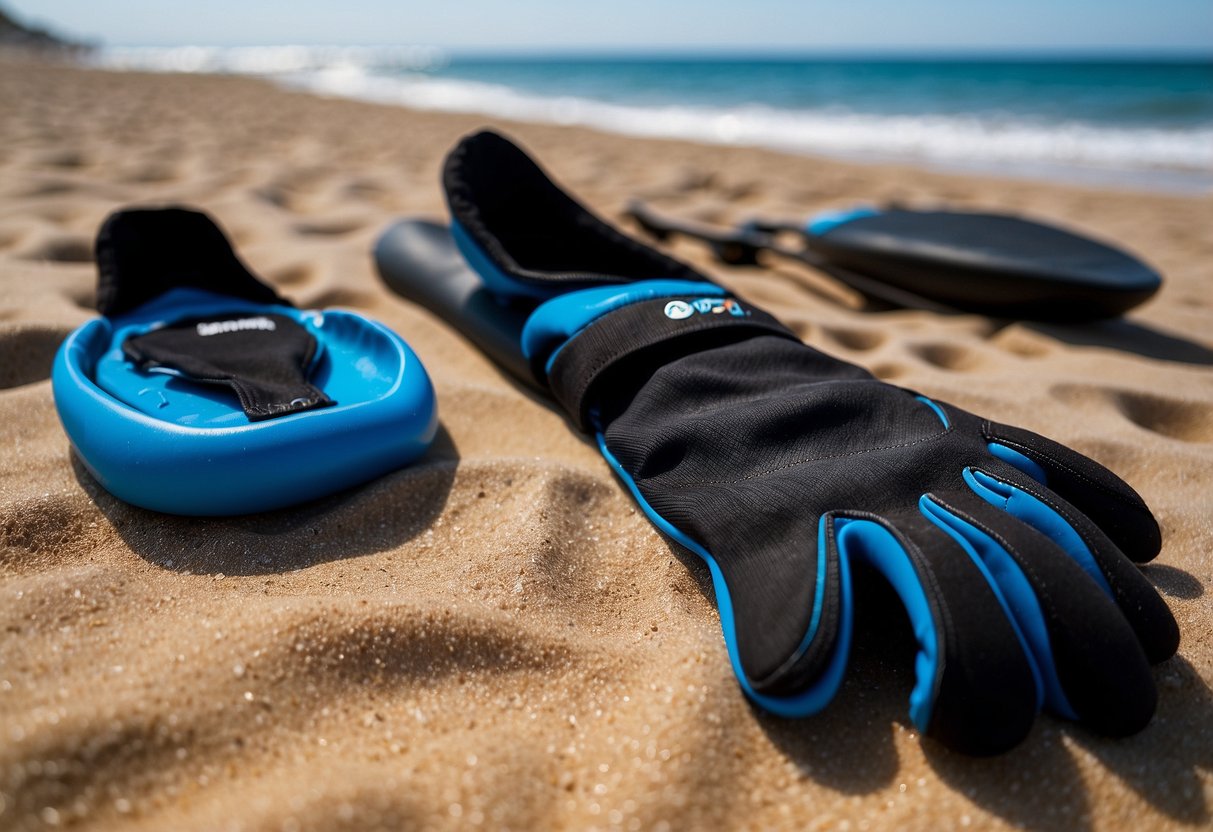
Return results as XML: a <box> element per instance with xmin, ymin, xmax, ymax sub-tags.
<box><xmin>664</xmin><ymin>297</ymin><xmax>746</xmax><ymax>320</ymax></box>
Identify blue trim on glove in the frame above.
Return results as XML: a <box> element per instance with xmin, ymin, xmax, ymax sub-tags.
<box><xmin>596</xmin><ymin>431</ymin><xmax>854</xmax><ymax>717</ymax></box>
<box><xmin>451</xmin><ymin>218</ymin><xmax>558</xmax><ymax>301</ymax></box>
<box><xmin>921</xmin><ymin>495</ymin><xmax>1079</xmax><ymax>719</ymax></box>
<box><xmin>833</xmin><ymin>516</ymin><xmax>942</xmax><ymax>731</ymax></box>
<box><xmin>965</xmin><ymin>468</ymin><xmax>1115</xmax><ymax>599</ymax></box>
<box><xmin>987</xmin><ymin>442</ymin><xmax>1049</xmax><ymax>484</ymax></box>
<box><xmin>522</xmin><ymin>280</ymin><xmax>725</xmax><ymax>371</ymax></box>
<box><xmin>916</xmin><ymin>395</ymin><xmax>951</xmax><ymax>428</ymax></box>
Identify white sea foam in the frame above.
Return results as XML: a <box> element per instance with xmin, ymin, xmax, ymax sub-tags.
<box><xmin>93</xmin><ymin>46</ymin><xmax>1213</xmax><ymax>183</ymax></box>
<box><xmin>97</xmin><ymin>45</ymin><xmax>447</xmax><ymax>74</ymax></box>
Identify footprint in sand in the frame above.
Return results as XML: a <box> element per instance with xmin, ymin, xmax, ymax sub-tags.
<box><xmin>992</xmin><ymin>331</ymin><xmax>1053</xmax><ymax>358</ymax></box>
<box><xmin>869</xmin><ymin>361</ymin><xmax>909</xmax><ymax>380</ymax></box>
<box><xmin>17</xmin><ymin>178</ymin><xmax>80</xmax><ymax>198</ymax></box>
<box><xmin>0</xmin><ymin>325</ymin><xmax>72</xmax><ymax>389</ymax></box>
<box><xmin>17</xmin><ymin>232</ymin><xmax>94</xmax><ymax>264</ymax></box>
<box><xmin>266</xmin><ymin>262</ymin><xmax>317</xmax><ymax>289</ymax></box>
<box><xmin>121</xmin><ymin>163</ymin><xmax>180</xmax><ymax>184</ymax></box>
<box><xmin>0</xmin><ymin>227</ymin><xmax>23</xmax><ymax>251</ymax></box>
<box><xmin>253</xmin><ymin>183</ymin><xmax>293</xmax><ymax>209</ymax></box>
<box><xmin>908</xmin><ymin>341</ymin><xmax>984</xmax><ymax>371</ymax></box>
<box><xmin>32</xmin><ymin>204</ymin><xmax>82</xmax><ymax>224</ymax></box>
<box><xmin>1051</xmin><ymin>383</ymin><xmax>1213</xmax><ymax>443</ymax></box>
<box><xmin>341</xmin><ymin>178</ymin><xmax>390</xmax><ymax>202</ymax></box>
<box><xmin>1109</xmin><ymin>389</ymin><xmax>1213</xmax><ymax>443</ymax></box>
<box><xmin>292</xmin><ymin>217</ymin><xmax>369</xmax><ymax>237</ymax></box>
<box><xmin>820</xmin><ymin>325</ymin><xmax>887</xmax><ymax>352</ymax></box>
<box><xmin>304</xmin><ymin>287</ymin><xmax>375</xmax><ymax>309</ymax></box>
<box><xmin>33</xmin><ymin>148</ymin><xmax>89</xmax><ymax>169</ymax></box>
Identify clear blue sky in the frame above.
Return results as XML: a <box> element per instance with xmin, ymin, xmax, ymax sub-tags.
<box><xmin>9</xmin><ymin>0</ymin><xmax>1213</xmax><ymax>53</ymax></box>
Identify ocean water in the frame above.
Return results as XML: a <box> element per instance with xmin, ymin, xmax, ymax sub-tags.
<box><xmin>97</xmin><ymin>47</ymin><xmax>1213</xmax><ymax>191</ymax></box>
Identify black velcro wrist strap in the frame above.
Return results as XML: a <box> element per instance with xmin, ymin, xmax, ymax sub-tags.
<box><xmin>548</xmin><ymin>297</ymin><xmax>799</xmax><ymax>431</ymax></box>
<box><xmin>123</xmin><ymin>313</ymin><xmax>333</xmax><ymax>422</ymax></box>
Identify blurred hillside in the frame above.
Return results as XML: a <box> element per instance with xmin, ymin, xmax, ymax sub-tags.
<box><xmin>1</xmin><ymin>3</ymin><xmax>90</xmax><ymax>51</ymax></box>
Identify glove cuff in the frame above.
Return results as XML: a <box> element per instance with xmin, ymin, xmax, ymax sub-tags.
<box><xmin>548</xmin><ymin>294</ymin><xmax>798</xmax><ymax>430</ymax></box>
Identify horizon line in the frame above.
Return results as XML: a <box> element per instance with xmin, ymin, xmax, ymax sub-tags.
<box><xmin>94</xmin><ymin>43</ymin><xmax>1213</xmax><ymax>60</ymax></box>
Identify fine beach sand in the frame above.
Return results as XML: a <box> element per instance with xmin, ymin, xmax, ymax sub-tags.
<box><xmin>1</xmin><ymin>57</ymin><xmax>1211</xmax><ymax>831</ymax></box>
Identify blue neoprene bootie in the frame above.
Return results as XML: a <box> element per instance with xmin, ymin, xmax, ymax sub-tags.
<box><xmin>53</xmin><ymin>206</ymin><xmax>437</xmax><ymax>516</ymax></box>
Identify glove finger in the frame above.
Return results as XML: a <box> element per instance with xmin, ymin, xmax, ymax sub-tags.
<box><xmin>964</xmin><ymin>461</ymin><xmax>1180</xmax><ymax>664</ymax></box>
<box><xmin>983</xmin><ymin>421</ymin><xmax>1161</xmax><ymax>563</ymax></box>
<box><xmin>922</xmin><ymin>488</ymin><xmax>1157</xmax><ymax>736</ymax></box>
<box><xmin>601</xmin><ymin>453</ymin><xmax>849</xmax><ymax>717</ymax></box>
<box><xmin>718</xmin><ymin>507</ymin><xmax>848</xmax><ymax>708</ymax></box>
<box><xmin>833</xmin><ymin>510</ymin><xmax>1039</xmax><ymax>755</ymax></box>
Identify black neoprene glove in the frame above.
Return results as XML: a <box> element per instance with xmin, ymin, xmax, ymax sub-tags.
<box><xmin>445</xmin><ymin>131</ymin><xmax>1180</xmax><ymax>755</ymax></box>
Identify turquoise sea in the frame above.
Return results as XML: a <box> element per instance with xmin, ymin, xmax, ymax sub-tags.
<box><xmin>98</xmin><ymin>48</ymin><xmax>1213</xmax><ymax>190</ymax></box>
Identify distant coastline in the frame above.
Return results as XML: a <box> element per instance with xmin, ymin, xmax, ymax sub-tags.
<box><xmin>88</xmin><ymin>46</ymin><xmax>1213</xmax><ymax>193</ymax></box>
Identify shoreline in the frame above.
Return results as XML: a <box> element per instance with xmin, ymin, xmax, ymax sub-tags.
<box><xmin>79</xmin><ymin>48</ymin><xmax>1213</xmax><ymax>197</ymax></box>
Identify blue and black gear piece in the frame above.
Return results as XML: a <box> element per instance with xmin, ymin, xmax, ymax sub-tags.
<box><xmin>387</xmin><ymin>130</ymin><xmax>1180</xmax><ymax>755</ymax></box>
<box><xmin>54</xmin><ymin>207</ymin><xmax>437</xmax><ymax>516</ymax></box>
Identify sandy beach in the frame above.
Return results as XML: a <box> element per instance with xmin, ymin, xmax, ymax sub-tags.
<box><xmin>1</xmin><ymin>57</ymin><xmax>1211</xmax><ymax>831</ymax></box>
